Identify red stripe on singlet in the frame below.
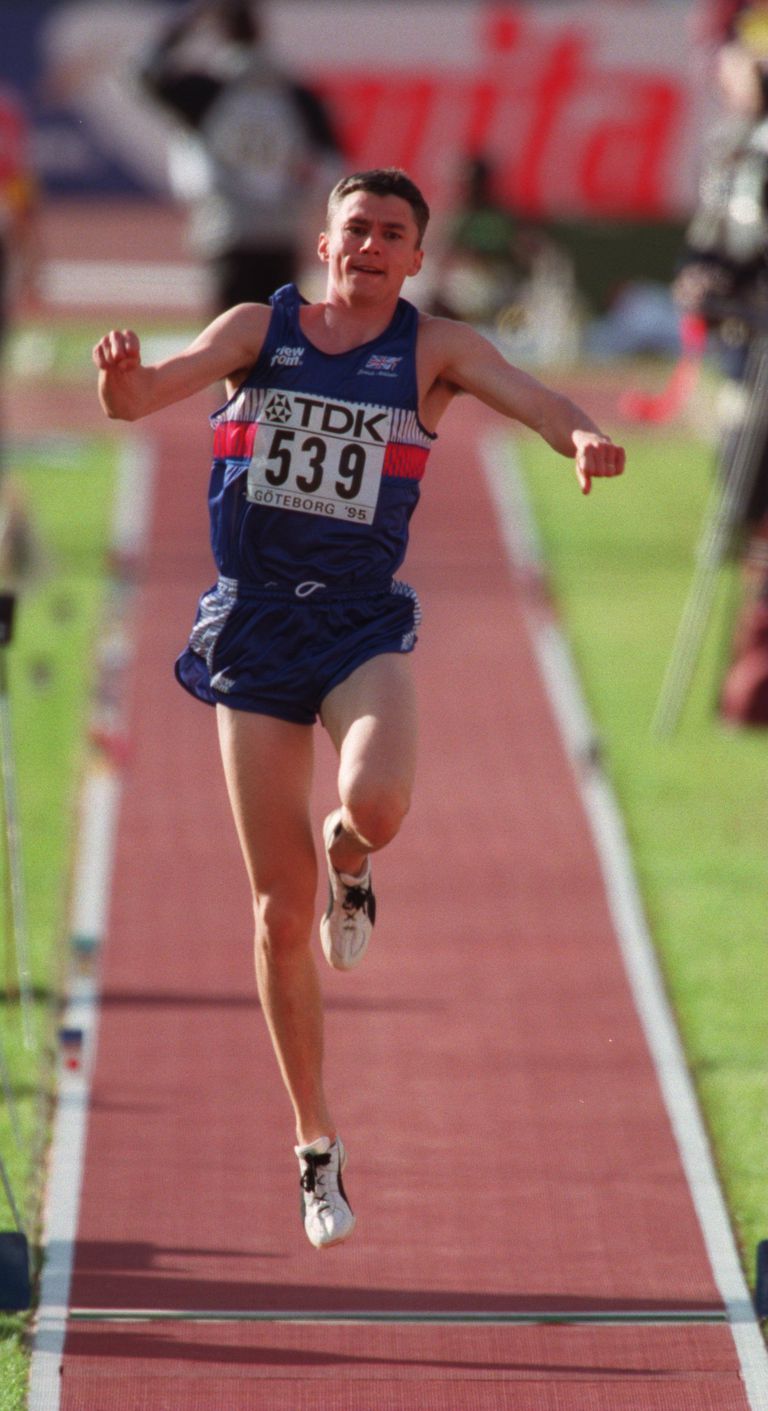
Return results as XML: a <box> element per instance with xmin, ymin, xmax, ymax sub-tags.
<box><xmin>382</xmin><ymin>443</ymin><xmax>429</xmax><ymax>480</ymax></box>
<box><xmin>213</xmin><ymin>422</ymin><xmax>256</xmax><ymax>460</ymax></box>
<box><xmin>212</xmin><ymin>423</ymin><xmax>428</xmax><ymax>480</ymax></box>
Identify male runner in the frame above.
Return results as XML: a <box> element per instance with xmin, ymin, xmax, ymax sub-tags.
<box><xmin>93</xmin><ymin>167</ymin><xmax>625</xmax><ymax>1251</ymax></box>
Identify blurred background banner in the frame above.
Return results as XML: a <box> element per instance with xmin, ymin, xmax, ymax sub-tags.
<box><xmin>0</xmin><ymin>0</ymin><xmax>708</xmax><ymax>219</ymax></box>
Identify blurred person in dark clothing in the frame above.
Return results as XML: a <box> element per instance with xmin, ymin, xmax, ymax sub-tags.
<box><xmin>0</xmin><ymin>83</ymin><xmax>38</xmax><ymax>582</ymax></box>
<box><xmin>430</xmin><ymin>154</ymin><xmax>578</xmax><ymax>363</ymax></box>
<box><xmin>674</xmin><ymin>34</ymin><xmax>768</xmax><ymax>354</ymax></box>
<box><xmin>431</xmin><ymin>156</ymin><xmax>530</xmax><ymax>323</ymax></box>
<box><xmin>673</xmin><ymin>20</ymin><xmax>768</xmax><ymax>722</ymax></box>
<box><xmin>139</xmin><ymin>0</ymin><xmax>342</xmax><ymax>313</ymax></box>
<box><xmin>0</xmin><ymin>84</ymin><xmax>37</xmax><ymax>395</ymax></box>
<box><xmin>429</xmin><ymin>154</ymin><xmax>554</xmax><ymax>328</ymax></box>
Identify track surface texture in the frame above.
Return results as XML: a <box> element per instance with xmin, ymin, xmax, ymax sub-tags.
<box><xmin>49</xmin><ymin>390</ymin><xmax>754</xmax><ymax>1407</ymax></box>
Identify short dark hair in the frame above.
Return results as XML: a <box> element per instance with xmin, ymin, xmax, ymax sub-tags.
<box><xmin>216</xmin><ymin>0</ymin><xmax>261</xmax><ymax>45</ymax></box>
<box><xmin>326</xmin><ymin>168</ymin><xmax>430</xmax><ymax>245</ymax></box>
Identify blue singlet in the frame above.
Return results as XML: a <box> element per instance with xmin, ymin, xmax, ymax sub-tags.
<box><xmin>175</xmin><ymin>283</ymin><xmax>437</xmax><ymax>722</ymax></box>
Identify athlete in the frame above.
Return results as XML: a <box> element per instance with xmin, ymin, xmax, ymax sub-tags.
<box><xmin>93</xmin><ymin>168</ymin><xmax>625</xmax><ymax>1251</ymax></box>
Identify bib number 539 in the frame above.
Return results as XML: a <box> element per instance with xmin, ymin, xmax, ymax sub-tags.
<box><xmin>245</xmin><ymin>391</ymin><xmax>391</xmax><ymax>523</ymax></box>
<box><xmin>264</xmin><ymin>428</ymin><xmax>366</xmax><ymax>500</ymax></box>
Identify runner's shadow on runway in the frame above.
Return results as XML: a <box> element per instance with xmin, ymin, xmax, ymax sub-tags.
<box><xmin>94</xmin><ymin>988</ymin><xmax>440</xmax><ymax>1013</ymax></box>
<box><xmin>59</xmin><ymin>1324</ymin><xmax>678</xmax><ymax>1377</ymax></box>
<box><xmin>58</xmin><ymin>1239</ymin><xmax>283</xmax><ymax>1270</ymax></box>
<box><xmin>62</xmin><ymin>1240</ymin><xmax>724</xmax><ymax>1319</ymax></box>
<box><xmin>53</xmin><ymin>1239</ymin><xmax>286</xmax><ymax>1308</ymax></box>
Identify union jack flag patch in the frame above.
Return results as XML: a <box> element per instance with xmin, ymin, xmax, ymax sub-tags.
<box><xmin>363</xmin><ymin>354</ymin><xmax>402</xmax><ymax>373</ymax></box>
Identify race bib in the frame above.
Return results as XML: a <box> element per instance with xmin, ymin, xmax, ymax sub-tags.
<box><xmin>247</xmin><ymin>390</ymin><xmax>392</xmax><ymax>525</ymax></box>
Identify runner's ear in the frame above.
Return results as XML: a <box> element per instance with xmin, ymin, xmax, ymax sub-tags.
<box><xmin>408</xmin><ymin>247</ymin><xmax>424</xmax><ymax>279</ymax></box>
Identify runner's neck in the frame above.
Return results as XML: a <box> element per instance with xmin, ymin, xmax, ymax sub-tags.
<box><xmin>300</xmin><ymin>298</ymin><xmax>399</xmax><ymax>356</ymax></box>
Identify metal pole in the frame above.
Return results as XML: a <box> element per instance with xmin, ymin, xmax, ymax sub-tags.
<box><xmin>0</xmin><ymin>1150</ymin><xmax>24</xmax><ymax>1237</ymax></box>
<box><xmin>0</xmin><ymin>593</ymin><xmax>33</xmax><ymax>1045</ymax></box>
<box><xmin>0</xmin><ymin>1032</ymin><xmax>22</xmax><ymax>1148</ymax></box>
<box><xmin>0</xmin><ymin>1149</ymin><xmax>30</xmax><ymax>1312</ymax></box>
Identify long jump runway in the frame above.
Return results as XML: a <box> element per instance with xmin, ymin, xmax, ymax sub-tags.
<box><xmin>31</xmin><ymin>397</ymin><xmax>766</xmax><ymax>1408</ymax></box>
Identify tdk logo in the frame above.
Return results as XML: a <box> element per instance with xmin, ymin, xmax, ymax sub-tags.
<box><xmin>263</xmin><ymin>391</ymin><xmax>391</xmax><ymax>445</ymax></box>
<box><xmin>271</xmin><ymin>345</ymin><xmax>304</xmax><ymax>368</ymax></box>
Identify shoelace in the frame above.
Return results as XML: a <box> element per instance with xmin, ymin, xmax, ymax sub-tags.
<box><xmin>342</xmin><ymin>883</ymin><xmax>373</xmax><ymax>916</ymax></box>
<box><xmin>300</xmin><ymin>1151</ymin><xmax>334</xmax><ymax>1213</ymax></box>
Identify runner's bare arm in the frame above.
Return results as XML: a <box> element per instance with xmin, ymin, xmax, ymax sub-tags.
<box><xmin>92</xmin><ymin>303</ymin><xmax>272</xmax><ymax>421</ymax></box>
<box><xmin>422</xmin><ymin>318</ymin><xmax>625</xmax><ymax>495</ymax></box>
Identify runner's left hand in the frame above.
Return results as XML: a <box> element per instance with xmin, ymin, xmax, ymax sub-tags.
<box><xmin>572</xmin><ymin>431</ymin><xmax>625</xmax><ymax>496</ymax></box>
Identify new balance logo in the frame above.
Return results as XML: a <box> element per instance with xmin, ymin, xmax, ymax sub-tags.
<box><xmin>271</xmin><ymin>345</ymin><xmax>305</xmax><ymax>368</ymax></box>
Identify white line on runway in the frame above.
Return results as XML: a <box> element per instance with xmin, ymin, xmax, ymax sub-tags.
<box><xmin>482</xmin><ymin>432</ymin><xmax>768</xmax><ymax>1411</ymax></box>
<box><xmin>66</xmin><ymin>1306</ymin><xmax>731</xmax><ymax>1326</ymax></box>
<box><xmin>27</xmin><ymin>436</ymin><xmax>155</xmax><ymax>1411</ymax></box>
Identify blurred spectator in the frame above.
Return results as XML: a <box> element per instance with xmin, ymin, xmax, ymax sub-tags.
<box><xmin>585</xmin><ymin>281</ymin><xmax>684</xmax><ymax>359</ymax></box>
<box><xmin>672</xmin><ymin>18</ymin><xmax>768</xmax><ymax>723</ymax></box>
<box><xmin>431</xmin><ymin>155</ymin><xmax>539</xmax><ymax>325</ymax></box>
<box><xmin>138</xmin><ymin>0</ymin><xmax>342</xmax><ymax>313</ymax></box>
<box><xmin>431</xmin><ymin>154</ymin><xmax>580</xmax><ymax>363</ymax></box>
<box><xmin>705</xmin><ymin>0</ymin><xmax>758</xmax><ymax>43</ymax></box>
<box><xmin>0</xmin><ymin>83</ymin><xmax>38</xmax><ymax>584</ymax></box>
<box><xmin>674</xmin><ymin>36</ymin><xmax>768</xmax><ymax>345</ymax></box>
<box><xmin>728</xmin><ymin>0</ymin><xmax>768</xmax><ymax>45</ymax></box>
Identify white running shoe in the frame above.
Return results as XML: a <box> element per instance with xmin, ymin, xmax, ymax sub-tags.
<box><xmin>295</xmin><ymin>1135</ymin><xmax>356</xmax><ymax>1249</ymax></box>
<box><xmin>320</xmin><ymin>811</ymin><xmax>376</xmax><ymax>971</ymax></box>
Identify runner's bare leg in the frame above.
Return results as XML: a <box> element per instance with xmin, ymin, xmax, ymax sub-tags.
<box><xmin>216</xmin><ymin>705</ymin><xmax>334</xmax><ymax>1146</ymax></box>
<box><xmin>216</xmin><ymin>657</ymin><xmax>416</xmax><ymax>1141</ymax></box>
<box><xmin>321</xmin><ymin>653</ymin><xmax>418</xmax><ymax>875</ymax></box>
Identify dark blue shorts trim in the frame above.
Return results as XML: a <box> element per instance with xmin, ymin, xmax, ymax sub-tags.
<box><xmin>175</xmin><ymin>577</ymin><xmax>421</xmax><ymax>725</ymax></box>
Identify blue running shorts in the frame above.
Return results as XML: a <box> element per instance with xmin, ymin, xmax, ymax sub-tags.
<box><xmin>175</xmin><ymin>577</ymin><xmax>422</xmax><ymax>725</ymax></box>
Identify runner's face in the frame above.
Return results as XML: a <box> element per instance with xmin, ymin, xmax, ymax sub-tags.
<box><xmin>319</xmin><ymin>191</ymin><xmax>424</xmax><ymax>302</ymax></box>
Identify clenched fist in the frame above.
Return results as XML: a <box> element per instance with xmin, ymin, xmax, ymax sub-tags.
<box><xmin>92</xmin><ymin>329</ymin><xmax>142</xmax><ymax>372</ymax></box>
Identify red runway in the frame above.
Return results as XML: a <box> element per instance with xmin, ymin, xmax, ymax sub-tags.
<box><xmin>37</xmin><ymin>396</ymin><xmax>761</xmax><ymax>1407</ymax></box>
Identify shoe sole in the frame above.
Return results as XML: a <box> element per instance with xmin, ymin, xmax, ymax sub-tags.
<box><xmin>311</xmin><ymin>1213</ymin><xmax>357</xmax><ymax>1250</ymax></box>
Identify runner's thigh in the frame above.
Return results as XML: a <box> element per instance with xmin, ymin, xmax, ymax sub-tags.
<box><xmin>216</xmin><ymin>704</ymin><xmax>317</xmax><ymax>899</ymax></box>
<box><xmin>320</xmin><ymin>653</ymin><xmax>418</xmax><ymax>801</ymax></box>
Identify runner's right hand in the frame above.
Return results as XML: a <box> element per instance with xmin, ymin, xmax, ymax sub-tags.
<box><xmin>92</xmin><ymin>329</ymin><xmax>141</xmax><ymax>372</ymax></box>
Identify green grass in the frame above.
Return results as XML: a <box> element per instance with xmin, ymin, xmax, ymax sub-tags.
<box><xmin>514</xmin><ymin>424</ymin><xmax>768</xmax><ymax>1276</ymax></box>
<box><xmin>0</xmin><ymin>440</ymin><xmax>116</xmax><ymax>1409</ymax></box>
<box><xmin>8</xmin><ymin>321</ymin><xmax>198</xmax><ymax>387</ymax></box>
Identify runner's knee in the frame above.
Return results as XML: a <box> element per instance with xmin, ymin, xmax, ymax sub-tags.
<box><xmin>342</xmin><ymin>782</ymin><xmax>411</xmax><ymax>852</ymax></box>
<box><xmin>255</xmin><ymin>890</ymin><xmax>314</xmax><ymax>958</ymax></box>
